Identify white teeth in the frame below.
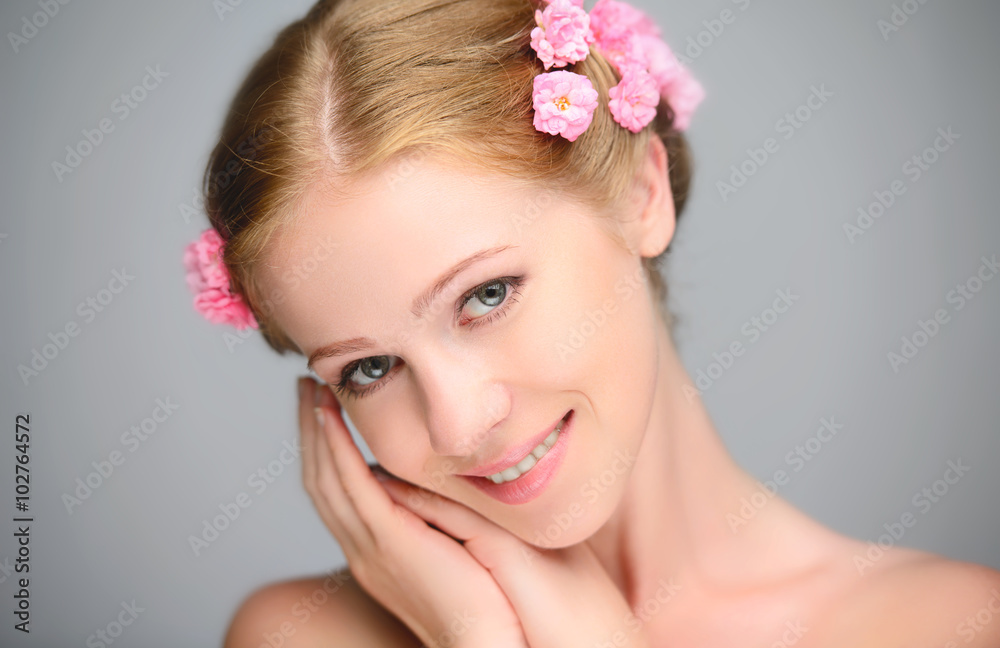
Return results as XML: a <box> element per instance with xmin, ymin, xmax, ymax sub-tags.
<box><xmin>515</xmin><ymin>453</ymin><xmax>537</xmax><ymax>474</ymax></box>
<box><xmin>486</xmin><ymin>416</ymin><xmax>566</xmax><ymax>484</ymax></box>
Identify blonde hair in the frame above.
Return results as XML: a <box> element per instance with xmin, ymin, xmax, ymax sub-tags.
<box><xmin>204</xmin><ymin>0</ymin><xmax>694</xmax><ymax>354</ymax></box>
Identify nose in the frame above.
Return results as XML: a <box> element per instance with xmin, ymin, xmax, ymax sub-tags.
<box><xmin>411</xmin><ymin>346</ymin><xmax>511</xmax><ymax>458</ymax></box>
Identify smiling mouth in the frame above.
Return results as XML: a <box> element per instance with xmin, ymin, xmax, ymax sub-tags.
<box><xmin>484</xmin><ymin>413</ymin><xmax>569</xmax><ymax>484</ymax></box>
<box><xmin>459</xmin><ymin>410</ymin><xmax>574</xmax><ymax>505</ymax></box>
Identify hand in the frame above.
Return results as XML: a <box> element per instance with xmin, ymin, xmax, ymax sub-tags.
<box><xmin>378</xmin><ymin>476</ymin><xmax>654</xmax><ymax>648</ymax></box>
<box><xmin>299</xmin><ymin>376</ymin><xmax>528</xmax><ymax>647</ymax></box>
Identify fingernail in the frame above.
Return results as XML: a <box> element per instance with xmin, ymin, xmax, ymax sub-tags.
<box><xmin>373</xmin><ymin>471</ymin><xmax>390</xmax><ymax>483</ymax></box>
<box><xmin>314</xmin><ymin>407</ymin><xmax>325</xmax><ymax>428</ymax></box>
<box><xmin>298</xmin><ymin>378</ymin><xmax>306</xmax><ymax>399</ymax></box>
<box><xmin>314</xmin><ymin>383</ymin><xmax>323</xmax><ymax>407</ymax></box>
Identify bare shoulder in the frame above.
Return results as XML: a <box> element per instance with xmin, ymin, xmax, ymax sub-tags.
<box><xmin>222</xmin><ymin>567</ymin><xmax>422</xmax><ymax>648</ymax></box>
<box><xmin>823</xmin><ymin>546</ymin><xmax>1000</xmax><ymax>648</ymax></box>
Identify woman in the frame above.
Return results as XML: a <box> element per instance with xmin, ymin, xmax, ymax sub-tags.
<box><xmin>184</xmin><ymin>0</ymin><xmax>1000</xmax><ymax>645</ymax></box>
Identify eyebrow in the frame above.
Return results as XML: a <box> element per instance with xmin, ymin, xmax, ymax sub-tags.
<box><xmin>306</xmin><ymin>244</ymin><xmax>517</xmax><ymax>371</ymax></box>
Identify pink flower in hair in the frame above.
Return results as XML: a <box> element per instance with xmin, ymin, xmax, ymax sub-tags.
<box><xmin>184</xmin><ymin>228</ymin><xmax>228</xmax><ymax>292</ymax></box>
<box><xmin>660</xmin><ymin>65</ymin><xmax>705</xmax><ymax>131</ymax></box>
<box><xmin>525</xmin><ymin>0</ymin><xmax>705</xmax><ymax>135</ymax></box>
<box><xmin>589</xmin><ymin>0</ymin><xmax>658</xmax><ymax>67</ymax></box>
<box><xmin>183</xmin><ymin>228</ymin><xmax>258</xmax><ymax>330</ymax></box>
<box><xmin>636</xmin><ymin>34</ymin><xmax>678</xmax><ymax>87</ymax></box>
<box><xmin>591</xmin><ymin>10</ymin><xmax>706</xmax><ymax>132</ymax></box>
<box><xmin>193</xmin><ymin>287</ymin><xmax>259</xmax><ymax>331</ymax></box>
<box><xmin>608</xmin><ymin>68</ymin><xmax>659</xmax><ymax>133</ymax></box>
<box><xmin>530</xmin><ymin>0</ymin><xmax>594</xmax><ymax>69</ymax></box>
<box><xmin>595</xmin><ymin>0</ymin><xmax>659</xmax><ymax>37</ymax></box>
<box><xmin>591</xmin><ymin>0</ymin><xmax>659</xmax><ymax>35</ymax></box>
<box><xmin>628</xmin><ymin>33</ymin><xmax>702</xmax><ymax>130</ymax></box>
<box><xmin>532</xmin><ymin>71</ymin><xmax>599</xmax><ymax>141</ymax></box>
<box><xmin>598</xmin><ymin>29</ymin><xmax>646</xmax><ymax>75</ymax></box>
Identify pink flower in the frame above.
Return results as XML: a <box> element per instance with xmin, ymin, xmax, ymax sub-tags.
<box><xmin>631</xmin><ymin>33</ymin><xmax>703</xmax><ymax>129</ymax></box>
<box><xmin>596</xmin><ymin>25</ymin><xmax>706</xmax><ymax>132</ymax></box>
<box><xmin>183</xmin><ymin>229</ymin><xmax>227</xmax><ymax>293</ymax></box>
<box><xmin>633</xmin><ymin>35</ymin><xmax>674</xmax><ymax>85</ymax></box>
<box><xmin>660</xmin><ymin>65</ymin><xmax>705</xmax><ymax>131</ymax></box>
<box><xmin>532</xmin><ymin>71</ymin><xmax>599</xmax><ymax>142</ymax></box>
<box><xmin>527</xmin><ymin>0</ymin><xmax>705</xmax><ymax>135</ymax></box>
<box><xmin>599</xmin><ymin>29</ymin><xmax>648</xmax><ymax>75</ymax></box>
<box><xmin>589</xmin><ymin>0</ymin><xmax>658</xmax><ymax>69</ymax></box>
<box><xmin>530</xmin><ymin>0</ymin><xmax>594</xmax><ymax>69</ymax></box>
<box><xmin>608</xmin><ymin>68</ymin><xmax>659</xmax><ymax>132</ymax></box>
<box><xmin>193</xmin><ymin>287</ymin><xmax>259</xmax><ymax>330</ymax></box>
<box><xmin>183</xmin><ymin>228</ymin><xmax>258</xmax><ymax>330</ymax></box>
<box><xmin>590</xmin><ymin>0</ymin><xmax>659</xmax><ymax>38</ymax></box>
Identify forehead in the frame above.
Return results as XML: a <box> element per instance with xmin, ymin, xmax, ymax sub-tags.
<box><xmin>257</xmin><ymin>153</ymin><xmax>575</xmax><ymax>353</ymax></box>
<box><xmin>275</xmin><ymin>154</ymin><xmax>545</xmax><ymax>260</ymax></box>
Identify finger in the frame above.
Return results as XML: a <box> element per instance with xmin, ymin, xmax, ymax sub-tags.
<box><xmin>310</xmin><ymin>391</ymin><xmax>374</xmax><ymax>550</ymax></box>
<box><xmin>316</xmin><ymin>398</ymin><xmax>406</xmax><ymax>549</ymax></box>
<box><xmin>379</xmin><ymin>480</ymin><xmax>595</xmax><ymax>633</ymax></box>
<box><xmin>380</xmin><ymin>480</ymin><xmax>520</xmax><ymax>558</ymax></box>
<box><xmin>297</xmin><ymin>376</ymin><xmax>319</xmax><ymax>495</ymax></box>
<box><xmin>299</xmin><ymin>377</ymin><xmax>365</xmax><ymax>556</ymax></box>
<box><xmin>386</xmin><ymin>479</ymin><xmax>622</xmax><ymax>646</ymax></box>
<box><xmin>497</xmin><ymin>544</ymin><xmax>638</xmax><ymax>648</ymax></box>
<box><xmin>378</xmin><ymin>479</ymin><xmax>597</xmax><ymax>648</ymax></box>
<box><xmin>316</xmin><ymin>393</ymin><xmax>411</xmax><ymax>541</ymax></box>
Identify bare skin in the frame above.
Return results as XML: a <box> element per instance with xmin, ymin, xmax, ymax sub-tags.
<box><xmin>223</xmin><ymin>139</ymin><xmax>1000</xmax><ymax>647</ymax></box>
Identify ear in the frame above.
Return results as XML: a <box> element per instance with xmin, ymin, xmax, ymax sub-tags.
<box><xmin>626</xmin><ymin>135</ymin><xmax>677</xmax><ymax>259</ymax></box>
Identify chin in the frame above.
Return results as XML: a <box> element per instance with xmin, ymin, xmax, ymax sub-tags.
<box><xmin>489</xmin><ymin>485</ymin><xmax>625</xmax><ymax>550</ymax></box>
<box><xmin>473</xmin><ymin>426</ymin><xmax>643</xmax><ymax>550</ymax></box>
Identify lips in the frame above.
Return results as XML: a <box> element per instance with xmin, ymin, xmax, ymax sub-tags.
<box><xmin>459</xmin><ymin>410</ymin><xmax>573</xmax><ymax>478</ymax></box>
<box><xmin>460</xmin><ymin>410</ymin><xmax>573</xmax><ymax>505</ymax></box>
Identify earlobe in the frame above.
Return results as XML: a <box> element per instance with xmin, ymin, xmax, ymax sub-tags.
<box><xmin>635</xmin><ymin>136</ymin><xmax>677</xmax><ymax>259</ymax></box>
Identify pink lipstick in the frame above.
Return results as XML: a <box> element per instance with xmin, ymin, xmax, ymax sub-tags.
<box><xmin>459</xmin><ymin>409</ymin><xmax>573</xmax><ymax>505</ymax></box>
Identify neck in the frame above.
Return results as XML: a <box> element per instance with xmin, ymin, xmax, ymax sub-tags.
<box><xmin>583</xmin><ymin>317</ymin><xmax>845</xmax><ymax>612</ymax></box>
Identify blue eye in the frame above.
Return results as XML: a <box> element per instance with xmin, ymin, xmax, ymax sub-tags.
<box><xmin>333</xmin><ymin>276</ymin><xmax>524</xmax><ymax>400</ymax></box>
<box><xmin>345</xmin><ymin>356</ymin><xmax>399</xmax><ymax>387</ymax></box>
<box><xmin>459</xmin><ymin>278</ymin><xmax>510</xmax><ymax>324</ymax></box>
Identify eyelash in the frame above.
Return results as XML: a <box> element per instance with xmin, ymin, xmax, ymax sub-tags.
<box><xmin>332</xmin><ymin>276</ymin><xmax>524</xmax><ymax>401</ymax></box>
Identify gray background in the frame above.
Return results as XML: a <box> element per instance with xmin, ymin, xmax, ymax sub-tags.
<box><xmin>1</xmin><ymin>0</ymin><xmax>998</xmax><ymax>645</ymax></box>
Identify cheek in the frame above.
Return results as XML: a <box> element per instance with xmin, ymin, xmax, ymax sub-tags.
<box><xmin>348</xmin><ymin>406</ymin><xmax>464</xmax><ymax>492</ymax></box>
<box><xmin>522</xmin><ymin>241</ymin><xmax>658</xmax><ymax>399</ymax></box>
<box><xmin>584</xmin><ymin>264</ymin><xmax>661</xmax><ymax>460</ymax></box>
<box><xmin>512</xmin><ymin>254</ymin><xmax>659</xmax><ymax>536</ymax></box>
<box><xmin>347</xmin><ymin>407</ymin><xmax>428</xmax><ymax>479</ymax></box>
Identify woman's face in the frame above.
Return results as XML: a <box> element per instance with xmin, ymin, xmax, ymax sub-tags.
<box><xmin>258</xmin><ymin>148</ymin><xmax>673</xmax><ymax>547</ymax></box>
